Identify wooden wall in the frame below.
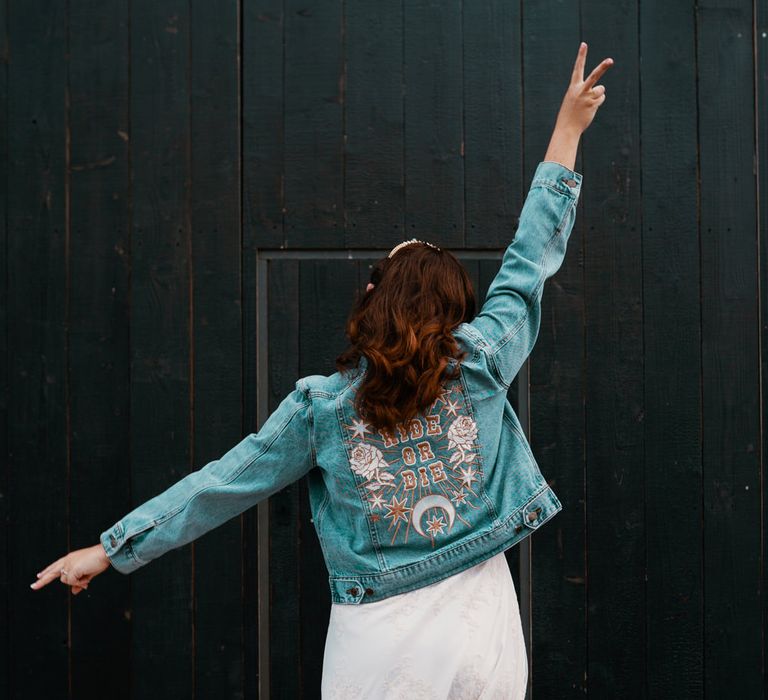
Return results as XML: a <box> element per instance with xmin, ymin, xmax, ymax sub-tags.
<box><xmin>2</xmin><ymin>0</ymin><xmax>765</xmax><ymax>697</ymax></box>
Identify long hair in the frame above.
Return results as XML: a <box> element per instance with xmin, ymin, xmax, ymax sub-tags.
<box><xmin>335</xmin><ymin>242</ymin><xmax>476</xmax><ymax>436</ymax></box>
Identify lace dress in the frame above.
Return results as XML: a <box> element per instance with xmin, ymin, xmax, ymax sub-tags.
<box><xmin>321</xmin><ymin>550</ymin><xmax>528</xmax><ymax>699</ymax></box>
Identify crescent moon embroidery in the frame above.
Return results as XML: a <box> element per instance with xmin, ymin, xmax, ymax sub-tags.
<box><xmin>411</xmin><ymin>494</ymin><xmax>456</xmax><ymax>538</ymax></box>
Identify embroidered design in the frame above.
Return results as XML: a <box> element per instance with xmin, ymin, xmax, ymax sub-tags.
<box><xmin>341</xmin><ymin>378</ymin><xmax>486</xmax><ymax>547</ymax></box>
<box><xmin>349</xmin><ymin>442</ymin><xmax>395</xmax><ymax>491</ymax></box>
<box><xmin>447</xmin><ymin>415</ymin><xmax>478</xmax><ymax>465</ymax></box>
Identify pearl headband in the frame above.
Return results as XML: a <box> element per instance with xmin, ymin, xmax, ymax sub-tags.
<box><xmin>387</xmin><ymin>238</ymin><xmax>441</xmax><ymax>258</ymax></box>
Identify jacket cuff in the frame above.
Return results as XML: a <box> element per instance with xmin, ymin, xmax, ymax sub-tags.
<box><xmin>532</xmin><ymin>160</ymin><xmax>583</xmax><ymax>198</ymax></box>
<box><xmin>99</xmin><ymin>522</ymin><xmax>144</xmax><ymax>575</ymax></box>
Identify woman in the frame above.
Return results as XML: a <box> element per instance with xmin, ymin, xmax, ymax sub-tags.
<box><xmin>32</xmin><ymin>42</ymin><xmax>612</xmax><ymax>698</ymax></box>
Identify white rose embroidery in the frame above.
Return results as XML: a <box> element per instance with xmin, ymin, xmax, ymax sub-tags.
<box><xmin>447</xmin><ymin>415</ymin><xmax>478</xmax><ymax>465</ymax></box>
<box><xmin>349</xmin><ymin>442</ymin><xmax>395</xmax><ymax>491</ymax></box>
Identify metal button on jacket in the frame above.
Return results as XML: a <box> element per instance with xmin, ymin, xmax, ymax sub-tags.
<box><xmin>563</xmin><ymin>177</ymin><xmax>578</xmax><ymax>187</ymax></box>
<box><xmin>109</xmin><ymin>534</ymin><xmax>117</xmax><ymax>548</ymax></box>
<box><xmin>527</xmin><ymin>506</ymin><xmax>542</xmax><ymax>522</ymax></box>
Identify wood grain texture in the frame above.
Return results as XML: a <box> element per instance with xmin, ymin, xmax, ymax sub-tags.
<box><xmin>463</xmin><ymin>0</ymin><xmax>521</xmax><ymax>248</ymax></box>
<box><xmin>67</xmin><ymin>1</ymin><xmax>132</xmax><ymax>697</ymax></box>
<box><xmin>243</xmin><ymin>0</ymin><xmax>284</xmax><ymax>250</ymax></box>
<box><xmin>641</xmin><ymin>1</ymin><xmax>703</xmax><ymax>695</ymax></box>
<box><xmin>758</xmin><ymin>0</ymin><xmax>768</xmax><ymax>685</ymax></box>
<box><xmin>0</xmin><ymin>0</ymin><xmax>7</xmax><ymax>694</ymax></box>
<box><xmin>698</xmin><ymin>0</ymin><xmax>761</xmax><ymax>695</ymax></box>
<box><xmin>581</xmin><ymin>1</ymin><xmax>646</xmax><ymax>695</ymax></box>
<box><xmin>403</xmin><ymin>0</ymin><xmax>464</xmax><ymax>248</ymax></box>
<box><xmin>283</xmin><ymin>0</ymin><xmax>344</xmax><ymax>248</ymax></box>
<box><xmin>129</xmin><ymin>1</ymin><xmax>193</xmax><ymax>696</ymax></box>
<box><xmin>344</xmin><ymin>1</ymin><xmax>405</xmax><ymax>248</ymax></box>
<box><xmin>7</xmin><ymin>0</ymin><xmax>68</xmax><ymax>696</ymax></box>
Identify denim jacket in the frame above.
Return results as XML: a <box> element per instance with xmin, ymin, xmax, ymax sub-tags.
<box><xmin>100</xmin><ymin>160</ymin><xmax>583</xmax><ymax>605</ymax></box>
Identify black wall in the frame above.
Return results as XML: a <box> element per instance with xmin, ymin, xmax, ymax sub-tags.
<box><xmin>2</xmin><ymin>0</ymin><xmax>766</xmax><ymax>698</ymax></box>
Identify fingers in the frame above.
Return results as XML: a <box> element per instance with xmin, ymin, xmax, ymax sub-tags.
<box><xmin>30</xmin><ymin>567</ymin><xmax>64</xmax><ymax>590</ymax></box>
<box><xmin>571</xmin><ymin>42</ymin><xmax>587</xmax><ymax>84</ymax></box>
<box><xmin>584</xmin><ymin>57</ymin><xmax>614</xmax><ymax>90</ymax></box>
<box><xmin>36</xmin><ymin>558</ymin><xmax>64</xmax><ymax>580</ymax></box>
<box><xmin>31</xmin><ymin>567</ymin><xmax>91</xmax><ymax>591</ymax></box>
<box><xmin>31</xmin><ymin>557</ymin><xmax>83</xmax><ymax>590</ymax></box>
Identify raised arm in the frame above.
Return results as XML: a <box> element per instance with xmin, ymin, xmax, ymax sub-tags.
<box><xmin>467</xmin><ymin>42</ymin><xmax>613</xmax><ymax>388</ymax></box>
<box><xmin>468</xmin><ymin>159</ymin><xmax>581</xmax><ymax>388</ymax></box>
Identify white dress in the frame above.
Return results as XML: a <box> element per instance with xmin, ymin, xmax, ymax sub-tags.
<box><xmin>321</xmin><ymin>550</ymin><xmax>528</xmax><ymax>699</ymax></box>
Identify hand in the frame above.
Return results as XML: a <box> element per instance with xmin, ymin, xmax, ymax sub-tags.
<box><xmin>555</xmin><ymin>42</ymin><xmax>614</xmax><ymax>135</ymax></box>
<box><xmin>30</xmin><ymin>543</ymin><xmax>112</xmax><ymax>595</ymax></box>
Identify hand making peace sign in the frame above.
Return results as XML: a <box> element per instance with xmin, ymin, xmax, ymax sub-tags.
<box><xmin>557</xmin><ymin>42</ymin><xmax>614</xmax><ymax>135</ymax></box>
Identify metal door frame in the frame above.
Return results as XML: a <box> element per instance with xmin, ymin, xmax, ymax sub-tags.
<box><xmin>254</xmin><ymin>248</ymin><xmax>532</xmax><ymax>699</ymax></box>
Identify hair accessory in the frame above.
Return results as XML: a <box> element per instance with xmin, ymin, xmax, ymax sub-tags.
<box><xmin>387</xmin><ymin>238</ymin><xmax>441</xmax><ymax>258</ymax></box>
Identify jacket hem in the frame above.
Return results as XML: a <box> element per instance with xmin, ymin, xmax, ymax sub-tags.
<box><xmin>327</xmin><ymin>482</ymin><xmax>562</xmax><ymax>604</ymax></box>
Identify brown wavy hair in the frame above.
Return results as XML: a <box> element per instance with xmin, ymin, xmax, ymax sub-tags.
<box><xmin>335</xmin><ymin>242</ymin><xmax>476</xmax><ymax>436</ymax></box>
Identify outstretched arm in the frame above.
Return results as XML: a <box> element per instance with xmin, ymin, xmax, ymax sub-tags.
<box><xmin>98</xmin><ymin>382</ymin><xmax>315</xmax><ymax>574</ymax></box>
<box><xmin>32</xmin><ymin>381</ymin><xmax>317</xmax><ymax>591</ymax></box>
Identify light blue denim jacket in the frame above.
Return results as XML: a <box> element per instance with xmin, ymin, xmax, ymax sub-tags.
<box><xmin>100</xmin><ymin>160</ymin><xmax>582</xmax><ymax>605</ymax></box>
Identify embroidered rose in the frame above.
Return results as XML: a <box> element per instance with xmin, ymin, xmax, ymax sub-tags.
<box><xmin>447</xmin><ymin>415</ymin><xmax>478</xmax><ymax>465</ymax></box>
<box><xmin>349</xmin><ymin>442</ymin><xmax>394</xmax><ymax>490</ymax></box>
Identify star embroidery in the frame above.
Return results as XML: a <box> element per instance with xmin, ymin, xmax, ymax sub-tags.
<box><xmin>371</xmin><ymin>514</ymin><xmax>380</xmax><ymax>522</ymax></box>
<box><xmin>368</xmin><ymin>493</ymin><xmax>386</xmax><ymax>511</ymax></box>
<box><xmin>383</xmin><ymin>495</ymin><xmax>412</xmax><ymax>525</ymax></box>
<box><xmin>457</xmin><ymin>466</ymin><xmax>478</xmax><ymax>489</ymax></box>
<box><xmin>425</xmin><ymin>513</ymin><xmax>446</xmax><ymax>536</ymax></box>
<box><xmin>450</xmin><ymin>487</ymin><xmax>468</xmax><ymax>505</ymax></box>
<box><xmin>443</xmin><ymin>399</ymin><xmax>460</xmax><ymax>417</ymax></box>
<box><xmin>348</xmin><ymin>418</ymin><xmax>372</xmax><ymax>440</ymax></box>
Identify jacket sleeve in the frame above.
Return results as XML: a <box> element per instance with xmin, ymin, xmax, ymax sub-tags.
<box><xmin>99</xmin><ymin>381</ymin><xmax>315</xmax><ymax>574</ymax></box>
<box><xmin>467</xmin><ymin>160</ymin><xmax>582</xmax><ymax>388</ymax></box>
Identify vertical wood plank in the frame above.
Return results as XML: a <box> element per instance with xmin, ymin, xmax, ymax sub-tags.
<box><xmin>641</xmin><ymin>2</ymin><xmax>703</xmax><ymax>695</ymax></box>
<box><xmin>462</xmin><ymin>0</ymin><xmax>521</xmax><ymax>249</ymax></box>
<box><xmin>581</xmin><ymin>2</ymin><xmax>645</xmax><ymax>694</ymax></box>
<box><xmin>758</xmin><ymin>0</ymin><xmax>768</xmax><ymax>683</ymax></box>
<box><xmin>267</xmin><ymin>259</ymin><xmax>302</xmax><ymax>699</ymax></box>
<box><xmin>403</xmin><ymin>0</ymin><xmax>463</xmax><ymax>248</ymax></box>
<box><xmin>698</xmin><ymin>0</ymin><xmax>761</xmax><ymax>694</ymax></box>
<box><xmin>521</xmin><ymin>8</ymin><xmax>587</xmax><ymax>696</ymax></box>
<box><xmin>344</xmin><ymin>0</ymin><xmax>405</xmax><ymax>249</ymax></box>
<box><xmin>242</xmin><ymin>0</ymin><xmax>284</xmax><ymax>249</ymax></box>
<box><xmin>129</xmin><ymin>2</ymin><xmax>193</xmax><ymax>696</ymax></box>
<box><xmin>241</xmin><ymin>5</ymin><xmax>285</xmax><ymax>694</ymax></box>
<box><xmin>283</xmin><ymin>0</ymin><xmax>343</xmax><ymax>248</ymax></box>
<box><xmin>7</xmin><ymin>0</ymin><xmax>68</xmax><ymax>695</ymax></box>
<box><xmin>190</xmin><ymin>1</ymin><xmax>243</xmax><ymax>697</ymax></box>
<box><xmin>67</xmin><ymin>1</ymin><xmax>132</xmax><ymax>697</ymax></box>
<box><xmin>0</xmin><ymin>0</ymin><xmax>9</xmax><ymax>693</ymax></box>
